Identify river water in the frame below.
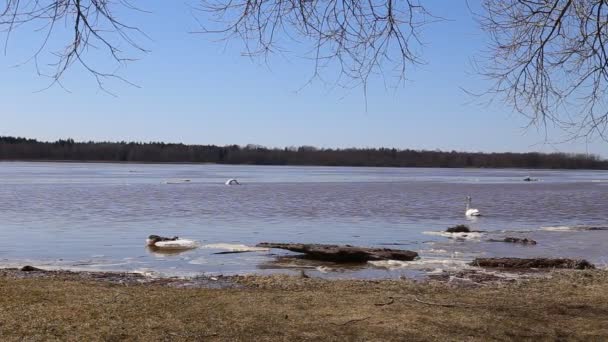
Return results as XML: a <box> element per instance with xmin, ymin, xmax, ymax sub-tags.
<box><xmin>0</xmin><ymin>162</ymin><xmax>607</xmax><ymax>278</ymax></box>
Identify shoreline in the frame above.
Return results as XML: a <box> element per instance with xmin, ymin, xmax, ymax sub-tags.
<box><xmin>2</xmin><ymin>159</ymin><xmax>608</xmax><ymax>171</ymax></box>
<box><xmin>0</xmin><ymin>262</ymin><xmax>588</xmax><ymax>288</ymax></box>
<box><xmin>1</xmin><ymin>266</ymin><xmax>606</xmax><ymax>340</ymax></box>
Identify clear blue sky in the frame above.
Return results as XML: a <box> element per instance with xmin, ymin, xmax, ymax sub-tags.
<box><xmin>1</xmin><ymin>1</ymin><xmax>606</xmax><ymax>157</ymax></box>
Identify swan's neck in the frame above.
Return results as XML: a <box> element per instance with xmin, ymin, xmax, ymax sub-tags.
<box><xmin>465</xmin><ymin>198</ymin><xmax>471</xmax><ymax>210</ymax></box>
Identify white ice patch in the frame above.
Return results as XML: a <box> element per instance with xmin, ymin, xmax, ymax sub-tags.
<box><xmin>201</xmin><ymin>243</ymin><xmax>269</xmax><ymax>252</ymax></box>
<box><xmin>420</xmin><ymin>248</ymin><xmax>448</xmax><ymax>254</ymax></box>
<box><xmin>315</xmin><ymin>266</ymin><xmax>332</xmax><ymax>273</ymax></box>
<box><xmin>541</xmin><ymin>225</ymin><xmax>608</xmax><ymax>232</ymax></box>
<box><xmin>132</xmin><ymin>269</ymin><xmax>160</xmax><ymax>278</ymax></box>
<box><xmin>154</xmin><ymin>239</ymin><xmax>199</xmax><ymax>250</ymax></box>
<box><xmin>427</xmin><ymin>268</ymin><xmax>445</xmax><ymax>275</ymax></box>
<box><xmin>368</xmin><ymin>260</ymin><xmax>412</xmax><ymax>270</ymax></box>
<box><xmin>188</xmin><ymin>258</ymin><xmax>208</xmax><ymax>265</ymax></box>
<box><xmin>541</xmin><ymin>226</ymin><xmax>575</xmax><ymax>232</ymax></box>
<box><xmin>597</xmin><ymin>261</ymin><xmax>608</xmax><ymax>270</ymax></box>
<box><xmin>422</xmin><ymin>231</ymin><xmax>483</xmax><ymax>240</ymax></box>
<box><xmin>369</xmin><ymin>258</ymin><xmax>470</xmax><ymax>271</ymax></box>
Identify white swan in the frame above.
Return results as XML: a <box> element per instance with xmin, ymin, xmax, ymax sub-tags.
<box><xmin>146</xmin><ymin>235</ymin><xmax>198</xmax><ymax>250</ymax></box>
<box><xmin>225</xmin><ymin>178</ymin><xmax>240</xmax><ymax>185</ymax></box>
<box><xmin>465</xmin><ymin>196</ymin><xmax>481</xmax><ymax>217</ymax></box>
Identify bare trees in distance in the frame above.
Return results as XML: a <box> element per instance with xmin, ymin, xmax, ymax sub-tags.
<box><xmin>0</xmin><ymin>0</ymin><xmax>147</xmax><ymax>92</ymax></box>
<box><xmin>2</xmin><ymin>1</ymin><xmax>608</xmax><ymax>140</ymax></box>
<box><xmin>0</xmin><ymin>136</ymin><xmax>606</xmax><ymax>169</ymax></box>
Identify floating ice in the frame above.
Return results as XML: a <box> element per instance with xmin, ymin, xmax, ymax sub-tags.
<box><xmin>541</xmin><ymin>225</ymin><xmax>608</xmax><ymax>232</ymax></box>
<box><xmin>368</xmin><ymin>258</ymin><xmax>470</xmax><ymax>271</ymax></box>
<box><xmin>202</xmin><ymin>243</ymin><xmax>269</xmax><ymax>253</ymax></box>
<box><xmin>541</xmin><ymin>226</ymin><xmax>574</xmax><ymax>232</ymax></box>
<box><xmin>422</xmin><ymin>231</ymin><xmax>483</xmax><ymax>240</ymax></box>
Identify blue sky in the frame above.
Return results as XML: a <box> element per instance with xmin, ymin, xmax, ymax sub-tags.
<box><xmin>1</xmin><ymin>1</ymin><xmax>606</xmax><ymax>157</ymax></box>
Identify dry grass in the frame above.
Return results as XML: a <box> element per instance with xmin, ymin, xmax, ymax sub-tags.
<box><xmin>0</xmin><ymin>270</ymin><xmax>607</xmax><ymax>341</ymax></box>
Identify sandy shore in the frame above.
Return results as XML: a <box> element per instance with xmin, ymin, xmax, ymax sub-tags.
<box><xmin>0</xmin><ymin>267</ymin><xmax>607</xmax><ymax>341</ymax></box>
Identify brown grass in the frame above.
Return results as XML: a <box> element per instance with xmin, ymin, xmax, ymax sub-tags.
<box><xmin>0</xmin><ymin>271</ymin><xmax>607</xmax><ymax>341</ymax></box>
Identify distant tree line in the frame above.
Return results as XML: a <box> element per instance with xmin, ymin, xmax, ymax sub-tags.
<box><xmin>0</xmin><ymin>136</ymin><xmax>606</xmax><ymax>170</ymax></box>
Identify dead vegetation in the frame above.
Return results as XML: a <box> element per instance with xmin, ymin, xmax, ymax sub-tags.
<box><xmin>0</xmin><ymin>270</ymin><xmax>607</xmax><ymax>341</ymax></box>
<box><xmin>472</xmin><ymin>258</ymin><xmax>596</xmax><ymax>270</ymax></box>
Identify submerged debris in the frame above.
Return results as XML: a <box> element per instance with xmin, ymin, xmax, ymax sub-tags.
<box><xmin>488</xmin><ymin>237</ymin><xmax>537</xmax><ymax>245</ymax></box>
<box><xmin>471</xmin><ymin>258</ymin><xmax>595</xmax><ymax>270</ymax></box>
<box><xmin>257</xmin><ymin>243</ymin><xmax>419</xmax><ymax>262</ymax></box>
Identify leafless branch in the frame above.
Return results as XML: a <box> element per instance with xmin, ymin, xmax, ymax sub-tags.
<box><xmin>478</xmin><ymin>0</ymin><xmax>608</xmax><ymax>141</ymax></box>
<box><xmin>0</xmin><ymin>0</ymin><xmax>149</xmax><ymax>93</ymax></box>
<box><xmin>194</xmin><ymin>0</ymin><xmax>436</xmax><ymax>89</ymax></box>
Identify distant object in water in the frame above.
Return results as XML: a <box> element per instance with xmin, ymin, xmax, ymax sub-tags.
<box><xmin>164</xmin><ymin>179</ymin><xmax>191</xmax><ymax>184</ymax></box>
<box><xmin>523</xmin><ymin>176</ymin><xmax>539</xmax><ymax>182</ymax></box>
<box><xmin>465</xmin><ymin>196</ymin><xmax>481</xmax><ymax>217</ymax></box>
<box><xmin>225</xmin><ymin>178</ymin><xmax>240</xmax><ymax>185</ymax></box>
<box><xmin>146</xmin><ymin>235</ymin><xmax>198</xmax><ymax>250</ymax></box>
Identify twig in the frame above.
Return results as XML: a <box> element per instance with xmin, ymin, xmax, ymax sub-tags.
<box><xmin>331</xmin><ymin>316</ymin><xmax>372</xmax><ymax>326</ymax></box>
<box><xmin>413</xmin><ymin>296</ymin><xmax>479</xmax><ymax>308</ymax></box>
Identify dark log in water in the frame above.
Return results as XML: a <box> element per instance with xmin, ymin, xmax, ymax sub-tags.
<box><xmin>257</xmin><ymin>243</ymin><xmax>418</xmax><ymax>262</ymax></box>
<box><xmin>471</xmin><ymin>258</ymin><xmax>595</xmax><ymax>269</ymax></box>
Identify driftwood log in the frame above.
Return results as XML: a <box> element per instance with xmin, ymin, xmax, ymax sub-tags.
<box><xmin>257</xmin><ymin>243</ymin><xmax>418</xmax><ymax>262</ymax></box>
<box><xmin>471</xmin><ymin>258</ymin><xmax>595</xmax><ymax>270</ymax></box>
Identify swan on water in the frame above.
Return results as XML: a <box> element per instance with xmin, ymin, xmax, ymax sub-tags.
<box><xmin>146</xmin><ymin>235</ymin><xmax>198</xmax><ymax>250</ymax></box>
<box><xmin>465</xmin><ymin>196</ymin><xmax>481</xmax><ymax>217</ymax></box>
<box><xmin>225</xmin><ymin>178</ymin><xmax>240</xmax><ymax>185</ymax></box>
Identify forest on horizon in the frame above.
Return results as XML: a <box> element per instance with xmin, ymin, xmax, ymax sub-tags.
<box><xmin>0</xmin><ymin>136</ymin><xmax>606</xmax><ymax>170</ymax></box>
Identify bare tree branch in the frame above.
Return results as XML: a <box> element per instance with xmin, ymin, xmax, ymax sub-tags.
<box><xmin>193</xmin><ymin>0</ymin><xmax>436</xmax><ymax>89</ymax></box>
<box><xmin>0</xmin><ymin>0</ymin><xmax>148</xmax><ymax>93</ymax></box>
<box><xmin>478</xmin><ymin>0</ymin><xmax>608</xmax><ymax>141</ymax></box>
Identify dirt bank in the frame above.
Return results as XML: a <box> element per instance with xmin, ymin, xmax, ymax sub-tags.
<box><xmin>0</xmin><ymin>268</ymin><xmax>607</xmax><ymax>341</ymax></box>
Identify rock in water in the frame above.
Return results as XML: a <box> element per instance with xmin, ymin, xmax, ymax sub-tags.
<box><xmin>21</xmin><ymin>265</ymin><xmax>43</xmax><ymax>272</ymax></box>
<box><xmin>446</xmin><ymin>225</ymin><xmax>470</xmax><ymax>233</ymax></box>
<box><xmin>504</xmin><ymin>237</ymin><xmax>537</xmax><ymax>245</ymax></box>
<box><xmin>256</xmin><ymin>243</ymin><xmax>418</xmax><ymax>262</ymax></box>
<box><xmin>471</xmin><ymin>258</ymin><xmax>594</xmax><ymax>269</ymax></box>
